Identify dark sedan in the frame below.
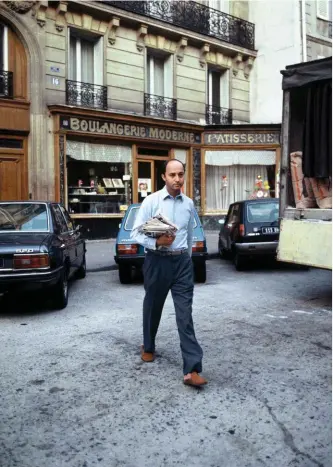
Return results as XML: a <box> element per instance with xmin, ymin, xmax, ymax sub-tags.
<box><xmin>0</xmin><ymin>202</ymin><xmax>86</xmax><ymax>309</ymax></box>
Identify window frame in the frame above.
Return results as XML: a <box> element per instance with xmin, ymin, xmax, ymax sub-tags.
<box><xmin>52</xmin><ymin>204</ymin><xmax>69</xmax><ymax>234</ymax></box>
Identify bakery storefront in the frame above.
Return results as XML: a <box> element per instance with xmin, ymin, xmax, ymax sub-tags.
<box><xmin>201</xmin><ymin>125</ymin><xmax>281</xmax><ymax>229</ymax></box>
<box><xmin>50</xmin><ymin>109</ymin><xmax>202</xmax><ymax>238</ymax></box>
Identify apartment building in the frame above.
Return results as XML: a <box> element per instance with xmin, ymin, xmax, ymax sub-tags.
<box><xmin>250</xmin><ymin>0</ymin><xmax>332</xmax><ymax>124</ymax></box>
<box><xmin>0</xmin><ymin>0</ymin><xmax>283</xmax><ymax>237</ymax></box>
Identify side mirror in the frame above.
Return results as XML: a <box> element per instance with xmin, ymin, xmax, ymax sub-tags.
<box><xmin>119</xmin><ymin>223</ymin><xmax>121</xmax><ymax>229</ymax></box>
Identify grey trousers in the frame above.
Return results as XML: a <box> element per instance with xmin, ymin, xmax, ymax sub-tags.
<box><xmin>142</xmin><ymin>250</ymin><xmax>203</xmax><ymax>375</ymax></box>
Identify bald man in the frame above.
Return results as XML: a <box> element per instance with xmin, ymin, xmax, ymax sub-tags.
<box><xmin>131</xmin><ymin>159</ymin><xmax>207</xmax><ymax>387</ymax></box>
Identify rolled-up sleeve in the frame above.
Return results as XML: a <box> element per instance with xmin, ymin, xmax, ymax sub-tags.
<box><xmin>187</xmin><ymin>203</ymin><xmax>194</xmax><ymax>256</ymax></box>
<box><xmin>131</xmin><ymin>198</ymin><xmax>157</xmax><ymax>250</ymax></box>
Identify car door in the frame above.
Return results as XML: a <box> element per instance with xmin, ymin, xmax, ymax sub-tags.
<box><xmin>51</xmin><ymin>204</ymin><xmax>76</xmax><ymax>277</ymax></box>
<box><xmin>60</xmin><ymin>204</ymin><xmax>84</xmax><ymax>268</ymax></box>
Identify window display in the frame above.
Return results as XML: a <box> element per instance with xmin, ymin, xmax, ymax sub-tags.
<box><xmin>205</xmin><ymin>150</ymin><xmax>276</xmax><ymax>211</ymax></box>
<box><xmin>66</xmin><ymin>140</ymin><xmax>132</xmax><ymax>215</ymax></box>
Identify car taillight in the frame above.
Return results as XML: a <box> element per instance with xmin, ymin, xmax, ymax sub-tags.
<box><xmin>118</xmin><ymin>244</ymin><xmax>138</xmax><ymax>255</ymax></box>
<box><xmin>13</xmin><ymin>254</ymin><xmax>50</xmax><ymax>269</ymax></box>
<box><xmin>192</xmin><ymin>241</ymin><xmax>205</xmax><ymax>252</ymax></box>
<box><xmin>239</xmin><ymin>224</ymin><xmax>245</xmax><ymax>236</ymax></box>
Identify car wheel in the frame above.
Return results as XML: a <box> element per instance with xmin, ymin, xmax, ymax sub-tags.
<box><xmin>218</xmin><ymin>240</ymin><xmax>228</xmax><ymax>259</ymax></box>
<box><xmin>51</xmin><ymin>269</ymin><xmax>69</xmax><ymax>309</ymax></box>
<box><xmin>234</xmin><ymin>253</ymin><xmax>246</xmax><ymax>271</ymax></box>
<box><xmin>76</xmin><ymin>254</ymin><xmax>86</xmax><ymax>279</ymax></box>
<box><xmin>194</xmin><ymin>262</ymin><xmax>206</xmax><ymax>283</ymax></box>
<box><xmin>119</xmin><ymin>264</ymin><xmax>132</xmax><ymax>284</ymax></box>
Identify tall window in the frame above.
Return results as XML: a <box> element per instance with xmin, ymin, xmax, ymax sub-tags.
<box><xmin>317</xmin><ymin>0</ymin><xmax>332</xmax><ymax>20</ymax></box>
<box><xmin>69</xmin><ymin>32</ymin><xmax>103</xmax><ymax>85</ymax></box>
<box><xmin>207</xmin><ymin>68</ymin><xmax>229</xmax><ymax>108</ymax></box>
<box><xmin>0</xmin><ymin>23</ymin><xmax>8</xmax><ymax>71</ymax></box>
<box><xmin>146</xmin><ymin>53</ymin><xmax>173</xmax><ymax>98</ymax></box>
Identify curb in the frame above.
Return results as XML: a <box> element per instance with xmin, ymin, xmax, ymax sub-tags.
<box><xmin>87</xmin><ymin>252</ymin><xmax>220</xmax><ymax>273</ymax></box>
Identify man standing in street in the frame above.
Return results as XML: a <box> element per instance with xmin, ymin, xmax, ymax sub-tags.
<box><xmin>131</xmin><ymin>159</ymin><xmax>207</xmax><ymax>387</ymax></box>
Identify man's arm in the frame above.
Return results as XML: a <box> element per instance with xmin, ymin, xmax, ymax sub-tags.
<box><xmin>187</xmin><ymin>202</ymin><xmax>194</xmax><ymax>256</ymax></box>
<box><xmin>130</xmin><ymin>197</ymin><xmax>157</xmax><ymax>250</ymax></box>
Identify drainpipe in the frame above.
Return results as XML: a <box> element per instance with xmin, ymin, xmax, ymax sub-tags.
<box><xmin>301</xmin><ymin>0</ymin><xmax>307</xmax><ymax>61</ymax></box>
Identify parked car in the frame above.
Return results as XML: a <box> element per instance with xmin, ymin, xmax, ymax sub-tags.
<box><xmin>218</xmin><ymin>199</ymin><xmax>279</xmax><ymax>270</ymax></box>
<box><xmin>114</xmin><ymin>203</ymin><xmax>207</xmax><ymax>284</ymax></box>
<box><xmin>0</xmin><ymin>201</ymin><xmax>86</xmax><ymax>309</ymax></box>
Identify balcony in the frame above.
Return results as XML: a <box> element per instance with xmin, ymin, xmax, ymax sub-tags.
<box><xmin>66</xmin><ymin>80</ymin><xmax>107</xmax><ymax>110</ymax></box>
<box><xmin>205</xmin><ymin>105</ymin><xmax>232</xmax><ymax>125</ymax></box>
<box><xmin>144</xmin><ymin>93</ymin><xmax>177</xmax><ymax>120</ymax></box>
<box><xmin>103</xmin><ymin>1</ymin><xmax>255</xmax><ymax>50</ymax></box>
<box><xmin>0</xmin><ymin>71</ymin><xmax>13</xmax><ymax>98</ymax></box>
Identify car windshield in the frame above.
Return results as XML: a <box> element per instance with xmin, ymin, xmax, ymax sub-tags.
<box><xmin>124</xmin><ymin>207</ymin><xmax>198</xmax><ymax>231</ymax></box>
<box><xmin>0</xmin><ymin>203</ymin><xmax>49</xmax><ymax>232</ymax></box>
<box><xmin>247</xmin><ymin>202</ymin><xmax>279</xmax><ymax>224</ymax></box>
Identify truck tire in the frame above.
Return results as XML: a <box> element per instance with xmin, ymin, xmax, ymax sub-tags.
<box><xmin>119</xmin><ymin>264</ymin><xmax>132</xmax><ymax>284</ymax></box>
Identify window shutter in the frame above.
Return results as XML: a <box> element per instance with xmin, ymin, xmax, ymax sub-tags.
<box><xmin>317</xmin><ymin>0</ymin><xmax>329</xmax><ymax>20</ymax></box>
<box><xmin>163</xmin><ymin>54</ymin><xmax>173</xmax><ymax>98</ymax></box>
<box><xmin>220</xmin><ymin>69</ymin><xmax>230</xmax><ymax>109</ymax></box>
<box><xmin>93</xmin><ymin>37</ymin><xmax>103</xmax><ymax>85</ymax></box>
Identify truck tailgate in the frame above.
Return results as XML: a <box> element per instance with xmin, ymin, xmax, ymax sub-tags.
<box><xmin>277</xmin><ymin>218</ymin><xmax>332</xmax><ymax>269</ymax></box>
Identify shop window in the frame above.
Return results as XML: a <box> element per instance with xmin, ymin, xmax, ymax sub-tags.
<box><xmin>66</xmin><ymin>141</ymin><xmax>132</xmax><ymax>215</ymax></box>
<box><xmin>205</xmin><ymin>150</ymin><xmax>276</xmax><ymax>212</ymax></box>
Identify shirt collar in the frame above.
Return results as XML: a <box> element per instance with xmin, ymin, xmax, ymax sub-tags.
<box><xmin>161</xmin><ymin>185</ymin><xmax>184</xmax><ymax>201</ymax></box>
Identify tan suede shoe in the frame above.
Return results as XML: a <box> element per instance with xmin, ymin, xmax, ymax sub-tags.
<box><xmin>183</xmin><ymin>372</ymin><xmax>208</xmax><ymax>387</ymax></box>
<box><xmin>140</xmin><ymin>344</ymin><xmax>155</xmax><ymax>363</ymax></box>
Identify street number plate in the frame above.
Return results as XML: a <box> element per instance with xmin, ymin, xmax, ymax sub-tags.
<box><xmin>262</xmin><ymin>227</ymin><xmax>279</xmax><ymax>234</ymax></box>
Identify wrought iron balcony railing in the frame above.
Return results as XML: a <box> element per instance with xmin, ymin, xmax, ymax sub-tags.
<box><xmin>103</xmin><ymin>0</ymin><xmax>255</xmax><ymax>50</ymax></box>
<box><xmin>205</xmin><ymin>105</ymin><xmax>232</xmax><ymax>125</ymax></box>
<box><xmin>144</xmin><ymin>93</ymin><xmax>177</xmax><ymax>120</ymax></box>
<box><xmin>66</xmin><ymin>80</ymin><xmax>107</xmax><ymax>110</ymax></box>
<box><xmin>0</xmin><ymin>71</ymin><xmax>14</xmax><ymax>98</ymax></box>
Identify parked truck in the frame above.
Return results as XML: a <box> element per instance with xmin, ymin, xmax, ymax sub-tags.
<box><xmin>277</xmin><ymin>57</ymin><xmax>332</xmax><ymax>269</ymax></box>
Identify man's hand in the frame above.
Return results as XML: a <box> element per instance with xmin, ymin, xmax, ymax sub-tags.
<box><xmin>156</xmin><ymin>234</ymin><xmax>175</xmax><ymax>247</ymax></box>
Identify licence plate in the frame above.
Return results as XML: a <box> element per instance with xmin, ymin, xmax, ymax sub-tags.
<box><xmin>262</xmin><ymin>227</ymin><xmax>279</xmax><ymax>234</ymax></box>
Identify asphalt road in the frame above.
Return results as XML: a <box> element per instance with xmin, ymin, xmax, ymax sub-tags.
<box><xmin>0</xmin><ymin>259</ymin><xmax>331</xmax><ymax>467</ymax></box>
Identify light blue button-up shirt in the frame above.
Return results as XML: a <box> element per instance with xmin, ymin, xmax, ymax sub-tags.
<box><xmin>131</xmin><ymin>186</ymin><xmax>194</xmax><ymax>256</ymax></box>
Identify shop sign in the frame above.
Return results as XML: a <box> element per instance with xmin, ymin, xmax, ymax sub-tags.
<box><xmin>60</xmin><ymin>116</ymin><xmax>201</xmax><ymax>144</ymax></box>
<box><xmin>204</xmin><ymin>132</ymin><xmax>280</xmax><ymax>145</ymax></box>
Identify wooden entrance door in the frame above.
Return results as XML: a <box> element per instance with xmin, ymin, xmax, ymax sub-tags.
<box><xmin>0</xmin><ymin>154</ymin><xmax>24</xmax><ymax>200</ymax></box>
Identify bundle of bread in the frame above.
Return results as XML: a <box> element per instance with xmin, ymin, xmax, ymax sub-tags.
<box><xmin>138</xmin><ymin>213</ymin><xmax>178</xmax><ymax>238</ymax></box>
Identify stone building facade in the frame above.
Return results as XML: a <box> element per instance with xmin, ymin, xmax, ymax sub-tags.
<box><xmin>0</xmin><ymin>1</ymin><xmax>284</xmax><ymax>237</ymax></box>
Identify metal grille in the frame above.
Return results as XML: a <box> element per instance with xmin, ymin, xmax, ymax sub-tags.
<box><xmin>0</xmin><ymin>71</ymin><xmax>13</xmax><ymax>98</ymax></box>
<box><xmin>144</xmin><ymin>93</ymin><xmax>177</xmax><ymax>120</ymax></box>
<box><xmin>205</xmin><ymin>105</ymin><xmax>232</xmax><ymax>125</ymax></box>
<box><xmin>104</xmin><ymin>0</ymin><xmax>255</xmax><ymax>50</ymax></box>
<box><xmin>66</xmin><ymin>80</ymin><xmax>107</xmax><ymax>110</ymax></box>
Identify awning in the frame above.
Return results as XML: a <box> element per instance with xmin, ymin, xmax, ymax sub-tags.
<box><xmin>66</xmin><ymin>140</ymin><xmax>131</xmax><ymax>163</ymax></box>
<box><xmin>281</xmin><ymin>57</ymin><xmax>332</xmax><ymax>90</ymax></box>
<box><xmin>205</xmin><ymin>150</ymin><xmax>276</xmax><ymax>166</ymax></box>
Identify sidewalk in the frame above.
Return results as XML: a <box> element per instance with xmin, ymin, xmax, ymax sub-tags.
<box><xmin>86</xmin><ymin>232</ymin><xmax>219</xmax><ymax>272</ymax></box>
